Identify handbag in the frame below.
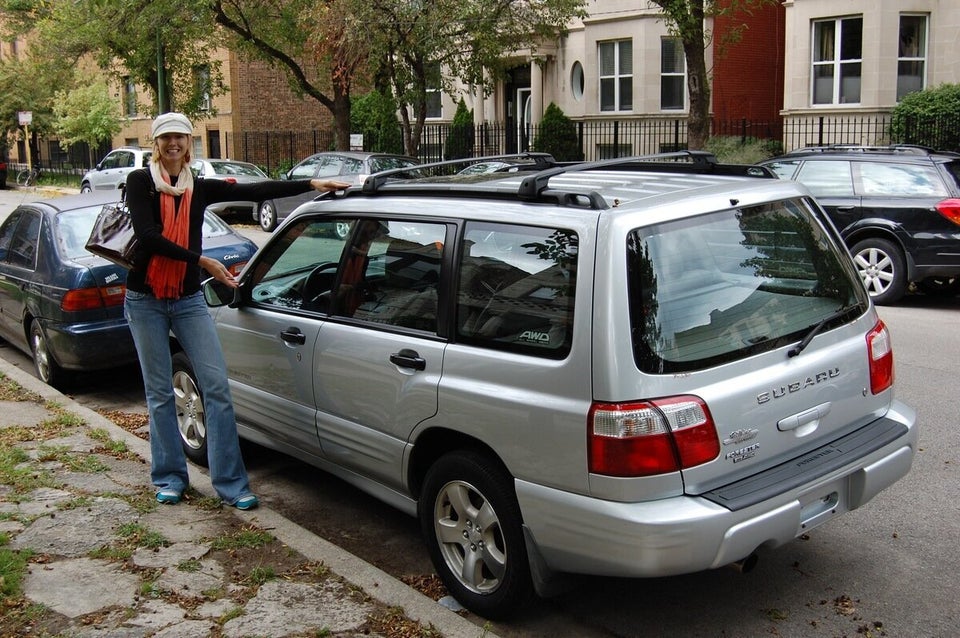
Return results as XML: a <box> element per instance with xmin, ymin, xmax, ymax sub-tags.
<box><xmin>85</xmin><ymin>187</ymin><xmax>144</xmax><ymax>270</ymax></box>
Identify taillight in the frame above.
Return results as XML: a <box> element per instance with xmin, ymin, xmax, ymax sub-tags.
<box><xmin>61</xmin><ymin>285</ymin><xmax>125</xmax><ymax>311</ymax></box>
<box><xmin>227</xmin><ymin>261</ymin><xmax>247</xmax><ymax>276</ymax></box>
<box><xmin>588</xmin><ymin>396</ymin><xmax>720</xmax><ymax>477</ymax></box>
<box><xmin>935</xmin><ymin>199</ymin><xmax>960</xmax><ymax>226</ymax></box>
<box><xmin>866</xmin><ymin>320</ymin><xmax>894</xmax><ymax>394</ymax></box>
<box><xmin>224</xmin><ymin>177</ymin><xmax>237</xmax><ymax>184</ymax></box>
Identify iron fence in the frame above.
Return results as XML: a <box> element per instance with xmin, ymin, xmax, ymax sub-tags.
<box><xmin>23</xmin><ymin>113</ymin><xmax>960</xmax><ymax>179</ymax></box>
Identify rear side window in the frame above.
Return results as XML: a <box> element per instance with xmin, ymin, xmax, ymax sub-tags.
<box><xmin>457</xmin><ymin>222</ymin><xmax>577</xmax><ymax>359</ymax></box>
<box><xmin>857</xmin><ymin>161</ymin><xmax>949</xmax><ymax>197</ymax></box>
<box><xmin>795</xmin><ymin>160</ymin><xmax>855</xmax><ymax>196</ymax></box>
<box><xmin>628</xmin><ymin>198</ymin><xmax>867</xmax><ymax>373</ymax></box>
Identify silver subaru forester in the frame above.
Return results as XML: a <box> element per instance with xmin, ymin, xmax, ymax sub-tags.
<box><xmin>176</xmin><ymin>152</ymin><xmax>918</xmax><ymax>619</ymax></box>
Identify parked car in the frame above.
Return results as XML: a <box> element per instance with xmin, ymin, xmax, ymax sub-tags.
<box><xmin>758</xmin><ymin>144</ymin><xmax>960</xmax><ymax>304</ymax></box>
<box><xmin>80</xmin><ymin>148</ymin><xmax>153</xmax><ymax>193</ymax></box>
<box><xmin>190</xmin><ymin>158</ymin><xmax>271</xmax><ymax>220</ymax></box>
<box><xmin>173</xmin><ymin>152</ymin><xmax>917</xmax><ymax>619</ymax></box>
<box><xmin>255</xmin><ymin>151</ymin><xmax>419</xmax><ymax>232</ymax></box>
<box><xmin>0</xmin><ymin>190</ymin><xmax>257</xmax><ymax>387</ymax></box>
<box><xmin>0</xmin><ymin>159</ymin><xmax>7</xmax><ymax>189</ymax></box>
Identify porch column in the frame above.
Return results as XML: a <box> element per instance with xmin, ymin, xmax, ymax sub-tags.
<box><xmin>530</xmin><ymin>59</ymin><xmax>543</xmax><ymax>129</ymax></box>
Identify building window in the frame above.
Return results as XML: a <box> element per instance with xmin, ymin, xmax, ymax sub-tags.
<box><xmin>571</xmin><ymin>61</ymin><xmax>584</xmax><ymax>102</ymax></box>
<box><xmin>194</xmin><ymin>65</ymin><xmax>212</xmax><ymax>111</ymax></box>
<box><xmin>812</xmin><ymin>16</ymin><xmax>862</xmax><ymax>105</ymax></box>
<box><xmin>123</xmin><ymin>77</ymin><xmax>137</xmax><ymax>117</ymax></box>
<box><xmin>897</xmin><ymin>14</ymin><xmax>927</xmax><ymax>101</ymax></box>
<box><xmin>660</xmin><ymin>37</ymin><xmax>686</xmax><ymax>110</ymax></box>
<box><xmin>426</xmin><ymin>63</ymin><xmax>442</xmax><ymax>119</ymax></box>
<box><xmin>599</xmin><ymin>39</ymin><xmax>632</xmax><ymax>112</ymax></box>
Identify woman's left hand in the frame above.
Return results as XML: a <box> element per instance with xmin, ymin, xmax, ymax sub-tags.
<box><xmin>310</xmin><ymin>178</ymin><xmax>352</xmax><ymax>192</ymax></box>
<box><xmin>199</xmin><ymin>255</ymin><xmax>239</xmax><ymax>288</ymax></box>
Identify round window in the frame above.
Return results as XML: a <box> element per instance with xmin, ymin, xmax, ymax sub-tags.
<box><xmin>571</xmin><ymin>61</ymin><xmax>584</xmax><ymax>102</ymax></box>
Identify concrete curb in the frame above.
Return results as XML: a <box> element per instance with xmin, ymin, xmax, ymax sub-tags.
<box><xmin>0</xmin><ymin>358</ymin><xmax>497</xmax><ymax>638</ymax></box>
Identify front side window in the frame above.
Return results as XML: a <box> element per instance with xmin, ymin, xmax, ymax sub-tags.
<box><xmin>812</xmin><ymin>16</ymin><xmax>862</xmax><ymax>105</ymax></box>
<box><xmin>599</xmin><ymin>39</ymin><xmax>633</xmax><ymax>112</ymax></box>
<box><xmin>660</xmin><ymin>37</ymin><xmax>686</xmax><ymax>110</ymax></box>
<box><xmin>457</xmin><ymin>222</ymin><xmax>578</xmax><ymax>358</ymax></box>
<box><xmin>897</xmin><ymin>15</ymin><xmax>927</xmax><ymax>101</ymax></box>
<box><xmin>248</xmin><ymin>217</ymin><xmax>446</xmax><ymax>333</ymax></box>
<box><xmin>628</xmin><ymin>199</ymin><xmax>866</xmax><ymax>373</ymax></box>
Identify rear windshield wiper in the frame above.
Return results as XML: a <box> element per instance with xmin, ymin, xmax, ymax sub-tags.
<box><xmin>787</xmin><ymin>304</ymin><xmax>859</xmax><ymax>358</ymax></box>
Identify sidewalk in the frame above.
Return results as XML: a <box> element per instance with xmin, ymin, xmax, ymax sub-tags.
<box><xmin>0</xmin><ymin>358</ymin><xmax>496</xmax><ymax>637</ymax></box>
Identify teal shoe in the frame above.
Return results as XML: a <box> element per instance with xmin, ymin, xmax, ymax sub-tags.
<box><xmin>156</xmin><ymin>489</ymin><xmax>181</xmax><ymax>505</ymax></box>
<box><xmin>233</xmin><ymin>494</ymin><xmax>259</xmax><ymax>510</ymax></box>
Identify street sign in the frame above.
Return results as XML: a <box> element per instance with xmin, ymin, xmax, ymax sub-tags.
<box><xmin>18</xmin><ymin>111</ymin><xmax>32</xmax><ymax>126</ymax></box>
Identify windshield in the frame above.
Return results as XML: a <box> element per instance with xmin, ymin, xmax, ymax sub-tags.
<box><xmin>627</xmin><ymin>197</ymin><xmax>868</xmax><ymax>373</ymax></box>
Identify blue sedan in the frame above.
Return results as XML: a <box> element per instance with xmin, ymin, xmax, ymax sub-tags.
<box><xmin>0</xmin><ymin>191</ymin><xmax>257</xmax><ymax>387</ymax></box>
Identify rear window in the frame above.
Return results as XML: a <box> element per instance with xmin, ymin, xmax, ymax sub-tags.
<box><xmin>627</xmin><ymin>198</ymin><xmax>867</xmax><ymax>373</ymax></box>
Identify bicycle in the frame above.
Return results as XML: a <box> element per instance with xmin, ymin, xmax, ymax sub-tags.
<box><xmin>16</xmin><ymin>166</ymin><xmax>41</xmax><ymax>187</ymax></box>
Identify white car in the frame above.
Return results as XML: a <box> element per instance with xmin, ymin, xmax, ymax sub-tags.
<box><xmin>191</xmin><ymin>159</ymin><xmax>270</xmax><ymax>219</ymax></box>
<box><xmin>80</xmin><ymin>148</ymin><xmax>152</xmax><ymax>193</ymax></box>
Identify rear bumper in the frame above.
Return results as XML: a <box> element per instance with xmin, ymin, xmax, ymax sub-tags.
<box><xmin>44</xmin><ymin>318</ymin><xmax>137</xmax><ymax>370</ymax></box>
<box><xmin>207</xmin><ymin>201</ymin><xmax>257</xmax><ymax>217</ymax></box>
<box><xmin>516</xmin><ymin>401</ymin><xmax>917</xmax><ymax>578</ymax></box>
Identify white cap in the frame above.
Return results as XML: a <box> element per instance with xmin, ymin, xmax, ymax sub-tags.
<box><xmin>151</xmin><ymin>112</ymin><xmax>193</xmax><ymax>138</ymax></box>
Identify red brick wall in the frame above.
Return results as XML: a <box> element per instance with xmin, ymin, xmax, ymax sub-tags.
<box><xmin>232</xmin><ymin>56</ymin><xmax>335</xmax><ymax>131</ymax></box>
<box><xmin>712</xmin><ymin>1</ymin><xmax>785</xmax><ymax>127</ymax></box>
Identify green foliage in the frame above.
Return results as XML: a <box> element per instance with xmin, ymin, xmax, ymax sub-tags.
<box><xmin>52</xmin><ymin>80</ymin><xmax>121</xmax><ymax>151</ymax></box>
<box><xmin>0</xmin><ymin>547</ymin><xmax>34</xmax><ymax>601</ymax></box>
<box><xmin>351</xmin><ymin>91</ymin><xmax>404</xmax><ymax>154</ymax></box>
<box><xmin>533</xmin><ymin>103</ymin><xmax>581</xmax><ymax>162</ymax></box>
<box><xmin>443</xmin><ymin>99</ymin><xmax>474</xmax><ymax>160</ymax></box>
<box><xmin>890</xmin><ymin>83</ymin><xmax>960</xmax><ymax>152</ymax></box>
<box><xmin>704</xmin><ymin>136</ymin><xmax>782</xmax><ymax>163</ymax></box>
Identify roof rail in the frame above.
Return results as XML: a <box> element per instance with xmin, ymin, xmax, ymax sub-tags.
<box><xmin>362</xmin><ymin>152</ymin><xmax>558</xmax><ymax>193</ymax></box>
<box><xmin>790</xmin><ymin>144</ymin><xmax>937</xmax><ymax>156</ymax></box>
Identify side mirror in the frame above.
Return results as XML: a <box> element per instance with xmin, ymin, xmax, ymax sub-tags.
<box><xmin>201</xmin><ymin>277</ymin><xmax>241</xmax><ymax>308</ymax></box>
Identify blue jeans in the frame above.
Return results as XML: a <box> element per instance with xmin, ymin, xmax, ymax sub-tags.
<box><xmin>124</xmin><ymin>290</ymin><xmax>252</xmax><ymax>504</ymax></box>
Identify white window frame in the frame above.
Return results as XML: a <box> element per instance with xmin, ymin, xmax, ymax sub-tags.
<box><xmin>123</xmin><ymin>77</ymin><xmax>137</xmax><ymax>117</ymax></box>
<box><xmin>599</xmin><ymin>39</ymin><xmax>633</xmax><ymax>112</ymax></box>
<box><xmin>660</xmin><ymin>37</ymin><xmax>686</xmax><ymax>111</ymax></box>
<box><xmin>811</xmin><ymin>16</ymin><xmax>863</xmax><ymax>106</ymax></box>
<box><xmin>897</xmin><ymin>14</ymin><xmax>928</xmax><ymax>101</ymax></box>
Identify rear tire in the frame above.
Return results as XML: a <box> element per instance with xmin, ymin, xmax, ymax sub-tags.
<box><xmin>259</xmin><ymin>200</ymin><xmax>278</xmax><ymax>232</ymax></box>
<box><xmin>172</xmin><ymin>351</ymin><xmax>208</xmax><ymax>466</ymax></box>
<box><xmin>917</xmin><ymin>276</ymin><xmax>960</xmax><ymax>297</ymax></box>
<box><xmin>29</xmin><ymin>319</ymin><xmax>66</xmax><ymax>388</ymax></box>
<box><xmin>419</xmin><ymin>450</ymin><xmax>532</xmax><ymax>620</ymax></box>
<box><xmin>850</xmin><ymin>238</ymin><xmax>907</xmax><ymax>305</ymax></box>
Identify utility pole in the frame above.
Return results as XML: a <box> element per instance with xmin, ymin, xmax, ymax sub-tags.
<box><xmin>157</xmin><ymin>31</ymin><xmax>167</xmax><ymax>113</ymax></box>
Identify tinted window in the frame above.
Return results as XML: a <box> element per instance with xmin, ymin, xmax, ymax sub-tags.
<box><xmin>7</xmin><ymin>210</ymin><xmax>42</xmax><ymax>269</ymax></box>
<box><xmin>795</xmin><ymin>160</ymin><xmax>855</xmax><ymax>196</ymax></box>
<box><xmin>289</xmin><ymin>156</ymin><xmax>326</xmax><ymax>179</ymax></box>
<box><xmin>628</xmin><ymin>198</ymin><xmax>866</xmax><ymax>373</ymax></box>
<box><xmin>857</xmin><ymin>161</ymin><xmax>949</xmax><ymax>197</ymax></box>
<box><xmin>457</xmin><ymin>222</ymin><xmax>577</xmax><ymax>359</ymax></box>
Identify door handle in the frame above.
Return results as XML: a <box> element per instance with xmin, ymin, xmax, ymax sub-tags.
<box><xmin>280</xmin><ymin>327</ymin><xmax>306</xmax><ymax>344</ymax></box>
<box><xmin>390</xmin><ymin>348</ymin><xmax>426</xmax><ymax>371</ymax></box>
<box><xmin>835</xmin><ymin>206</ymin><xmax>855</xmax><ymax>212</ymax></box>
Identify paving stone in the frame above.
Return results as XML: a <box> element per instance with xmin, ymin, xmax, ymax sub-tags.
<box><xmin>23</xmin><ymin>557</ymin><xmax>139</xmax><ymax>618</ymax></box>
<box><xmin>9</xmin><ymin>497</ymin><xmax>139</xmax><ymax>556</ymax></box>
<box><xmin>59</xmin><ymin>469</ymin><xmax>139</xmax><ymax>495</ymax></box>
<box><xmin>0</xmin><ymin>401</ymin><xmax>50</xmax><ymax>427</ymax></box>
<box><xmin>156</xmin><ymin>558</ymin><xmax>226</xmax><ymax>600</ymax></box>
<box><xmin>13</xmin><ymin>487</ymin><xmax>73</xmax><ymax>517</ymax></box>
<box><xmin>132</xmin><ymin>541</ymin><xmax>211</xmax><ymax>569</ymax></box>
<box><xmin>124</xmin><ymin>599</ymin><xmax>191</xmax><ymax>631</ymax></box>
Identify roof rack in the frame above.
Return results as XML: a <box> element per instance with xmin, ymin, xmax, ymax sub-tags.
<box><xmin>349</xmin><ymin>150</ymin><xmax>773</xmax><ymax>211</ymax></box>
<box><xmin>362</xmin><ymin>152</ymin><xmax>558</xmax><ymax>193</ymax></box>
<box><xmin>789</xmin><ymin>144</ymin><xmax>937</xmax><ymax>155</ymax></box>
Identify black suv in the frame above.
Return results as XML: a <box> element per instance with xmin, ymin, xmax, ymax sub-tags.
<box><xmin>759</xmin><ymin>145</ymin><xmax>960</xmax><ymax>304</ymax></box>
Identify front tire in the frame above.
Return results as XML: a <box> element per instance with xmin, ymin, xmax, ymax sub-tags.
<box><xmin>29</xmin><ymin>319</ymin><xmax>65</xmax><ymax>387</ymax></box>
<box><xmin>850</xmin><ymin>237</ymin><xmax>907</xmax><ymax>305</ymax></box>
<box><xmin>80</xmin><ymin>182</ymin><xmax>92</xmax><ymax>194</ymax></box>
<box><xmin>172</xmin><ymin>351</ymin><xmax>208</xmax><ymax>466</ymax></box>
<box><xmin>419</xmin><ymin>450</ymin><xmax>532</xmax><ymax>620</ymax></box>
<box><xmin>259</xmin><ymin>200</ymin><xmax>278</xmax><ymax>232</ymax></box>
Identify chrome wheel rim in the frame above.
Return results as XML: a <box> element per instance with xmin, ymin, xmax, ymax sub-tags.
<box><xmin>30</xmin><ymin>329</ymin><xmax>52</xmax><ymax>383</ymax></box>
<box><xmin>173</xmin><ymin>369</ymin><xmax>205</xmax><ymax>451</ymax></box>
<box><xmin>854</xmin><ymin>246</ymin><xmax>895</xmax><ymax>297</ymax></box>
<box><xmin>433</xmin><ymin>479</ymin><xmax>506</xmax><ymax>595</ymax></box>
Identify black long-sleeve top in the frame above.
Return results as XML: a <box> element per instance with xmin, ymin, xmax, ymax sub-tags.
<box><xmin>125</xmin><ymin>167</ymin><xmax>314</xmax><ymax>298</ymax></box>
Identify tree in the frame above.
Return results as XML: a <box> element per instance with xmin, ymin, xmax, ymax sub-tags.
<box><xmin>351</xmin><ymin>90</ymin><xmax>404</xmax><ymax>154</ymax></box>
<box><xmin>210</xmin><ymin>0</ymin><xmax>368</xmax><ymax>151</ymax></box>
<box><xmin>0</xmin><ymin>55</ymin><xmax>72</xmax><ymax>160</ymax></box>
<box><xmin>443</xmin><ymin>99</ymin><xmax>474</xmax><ymax>160</ymax></box>
<box><xmin>646</xmin><ymin>0</ymin><xmax>779</xmax><ymax>149</ymax></box>
<box><xmin>52</xmin><ymin>80</ymin><xmax>122</xmax><ymax>165</ymax></box>
<box><xmin>533</xmin><ymin>102</ymin><xmax>581</xmax><ymax>161</ymax></box>
<box><xmin>359</xmin><ymin>0</ymin><xmax>586</xmax><ymax>156</ymax></box>
<box><xmin>2</xmin><ymin>0</ymin><xmax>226</xmax><ymax>118</ymax></box>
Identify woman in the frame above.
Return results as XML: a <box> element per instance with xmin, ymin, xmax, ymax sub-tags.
<box><xmin>125</xmin><ymin>112</ymin><xmax>349</xmax><ymax>509</ymax></box>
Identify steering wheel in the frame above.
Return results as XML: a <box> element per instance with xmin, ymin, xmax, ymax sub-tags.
<box><xmin>301</xmin><ymin>262</ymin><xmax>339</xmax><ymax>310</ymax></box>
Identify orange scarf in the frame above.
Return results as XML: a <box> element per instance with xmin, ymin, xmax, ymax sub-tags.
<box><xmin>145</xmin><ymin>179</ymin><xmax>192</xmax><ymax>299</ymax></box>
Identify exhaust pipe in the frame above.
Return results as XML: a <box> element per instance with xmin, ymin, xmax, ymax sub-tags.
<box><xmin>726</xmin><ymin>553</ymin><xmax>759</xmax><ymax>574</ymax></box>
